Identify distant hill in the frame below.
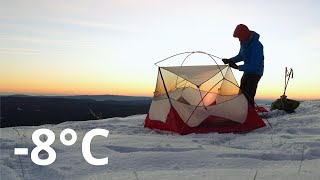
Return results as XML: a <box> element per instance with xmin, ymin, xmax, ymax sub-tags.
<box><xmin>0</xmin><ymin>95</ymin><xmax>151</xmax><ymax>127</ymax></box>
<box><xmin>255</xmin><ymin>99</ymin><xmax>273</xmax><ymax>105</ymax></box>
<box><xmin>3</xmin><ymin>94</ymin><xmax>152</xmax><ymax>101</ymax></box>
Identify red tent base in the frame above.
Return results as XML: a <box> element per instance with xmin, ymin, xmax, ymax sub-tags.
<box><xmin>144</xmin><ymin>105</ymin><xmax>266</xmax><ymax>135</ymax></box>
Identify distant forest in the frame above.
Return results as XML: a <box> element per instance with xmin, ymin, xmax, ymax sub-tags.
<box><xmin>0</xmin><ymin>95</ymin><xmax>151</xmax><ymax>128</ymax></box>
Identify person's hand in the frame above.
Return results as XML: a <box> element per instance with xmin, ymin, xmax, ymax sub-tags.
<box><xmin>222</xmin><ymin>58</ymin><xmax>231</xmax><ymax>64</ymax></box>
<box><xmin>228</xmin><ymin>61</ymin><xmax>239</xmax><ymax>69</ymax></box>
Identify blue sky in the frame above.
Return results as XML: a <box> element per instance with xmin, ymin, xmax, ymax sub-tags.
<box><xmin>1</xmin><ymin>0</ymin><xmax>319</xmax><ymax>99</ymax></box>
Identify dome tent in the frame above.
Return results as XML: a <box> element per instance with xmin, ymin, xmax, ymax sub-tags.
<box><xmin>144</xmin><ymin>51</ymin><xmax>266</xmax><ymax>135</ymax></box>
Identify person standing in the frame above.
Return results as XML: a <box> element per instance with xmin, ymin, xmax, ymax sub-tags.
<box><xmin>222</xmin><ymin>24</ymin><xmax>264</xmax><ymax>107</ymax></box>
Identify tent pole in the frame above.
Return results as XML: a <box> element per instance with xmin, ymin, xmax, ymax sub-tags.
<box><xmin>179</xmin><ymin>79</ymin><xmax>223</xmax><ymax>134</ymax></box>
<box><xmin>159</xmin><ymin>67</ymin><xmax>173</xmax><ymax>107</ymax></box>
<box><xmin>197</xmin><ymin>87</ymin><xmax>207</xmax><ymax>110</ymax></box>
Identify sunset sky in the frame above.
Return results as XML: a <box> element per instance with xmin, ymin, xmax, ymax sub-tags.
<box><xmin>1</xmin><ymin>0</ymin><xmax>319</xmax><ymax>99</ymax></box>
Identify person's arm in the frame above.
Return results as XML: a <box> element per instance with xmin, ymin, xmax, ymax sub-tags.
<box><xmin>230</xmin><ymin>50</ymin><xmax>242</xmax><ymax>63</ymax></box>
<box><xmin>239</xmin><ymin>43</ymin><xmax>263</xmax><ymax>72</ymax></box>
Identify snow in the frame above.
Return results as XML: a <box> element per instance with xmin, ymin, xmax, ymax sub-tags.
<box><xmin>1</xmin><ymin>100</ymin><xmax>320</xmax><ymax>180</ymax></box>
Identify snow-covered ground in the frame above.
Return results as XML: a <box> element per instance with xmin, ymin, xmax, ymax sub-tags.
<box><xmin>1</xmin><ymin>100</ymin><xmax>320</xmax><ymax>180</ymax></box>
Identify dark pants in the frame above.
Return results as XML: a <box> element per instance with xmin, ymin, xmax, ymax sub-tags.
<box><xmin>240</xmin><ymin>74</ymin><xmax>262</xmax><ymax>107</ymax></box>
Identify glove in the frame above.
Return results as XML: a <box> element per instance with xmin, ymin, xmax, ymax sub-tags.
<box><xmin>222</xmin><ymin>58</ymin><xmax>231</xmax><ymax>64</ymax></box>
<box><xmin>228</xmin><ymin>61</ymin><xmax>239</xmax><ymax>69</ymax></box>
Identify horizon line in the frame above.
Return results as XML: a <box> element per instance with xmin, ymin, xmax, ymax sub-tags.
<box><xmin>0</xmin><ymin>93</ymin><xmax>152</xmax><ymax>97</ymax></box>
<box><xmin>1</xmin><ymin>93</ymin><xmax>319</xmax><ymax>101</ymax></box>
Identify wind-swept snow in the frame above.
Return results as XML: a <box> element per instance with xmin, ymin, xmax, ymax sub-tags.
<box><xmin>1</xmin><ymin>101</ymin><xmax>320</xmax><ymax>180</ymax></box>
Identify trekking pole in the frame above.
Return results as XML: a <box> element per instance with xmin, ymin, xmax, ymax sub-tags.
<box><xmin>280</xmin><ymin>67</ymin><xmax>293</xmax><ymax>114</ymax></box>
<box><xmin>283</xmin><ymin>67</ymin><xmax>293</xmax><ymax>96</ymax></box>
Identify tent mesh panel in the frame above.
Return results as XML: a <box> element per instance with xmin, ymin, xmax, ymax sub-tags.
<box><xmin>153</xmin><ymin>66</ymin><xmax>241</xmax><ymax>107</ymax></box>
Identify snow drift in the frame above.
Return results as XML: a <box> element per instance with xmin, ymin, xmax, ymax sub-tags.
<box><xmin>1</xmin><ymin>101</ymin><xmax>320</xmax><ymax>180</ymax></box>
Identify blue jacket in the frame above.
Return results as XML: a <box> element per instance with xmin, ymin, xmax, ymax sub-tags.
<box><xmin>230</xmin><ymin>31</ymin><xmax>264</xmax><ymax>76</ymax></box>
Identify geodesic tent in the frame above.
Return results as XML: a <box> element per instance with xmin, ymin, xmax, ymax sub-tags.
<box><xmin>144</xmin><ymin>51</ymin><xmax>266</xmax><ymax>135</ymax></box>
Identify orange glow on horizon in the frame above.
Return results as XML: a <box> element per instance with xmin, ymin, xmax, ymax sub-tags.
<box><xmin>1</xmin><ymin>84</ymin><xmax>319</xmax><ymax>100</ymax></box>
<box><xmin>256</xmin><ymin>90</ymin><xmax>319</xmax><ymax>100</ymax></box>
<box><xmin>0</xmin><ymin>85</ymin><xmax>154</xmax><ymax>97</ymax></box>
<box><xmin>0</xmin><ymin>72</ymin><xmax>156</xmax><ymax>96</ymax></box>
<box><xmin>1</xmin><ymin>74</ymin><xmax>318</xmax><ymax>99</ymax></box>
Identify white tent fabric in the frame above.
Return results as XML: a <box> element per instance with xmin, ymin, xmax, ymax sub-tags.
<box><xmin>149</xmin><ymin>64</ymin><xmax>248</xmax><ymax>128</ymax></box>
<box><xmin>149</xmin><ymin>94</ymin><xmax>248</xmax><ymax>127</ymax></box>
<box><xmin>162</xmin><ymin>65</ymin><xmax>228</xmax><ymax>86</ymax></box>
<box><xmin>146</xmin><ymin>52</ymin><xmax>266</xmax><ymax>134</ymax></box>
